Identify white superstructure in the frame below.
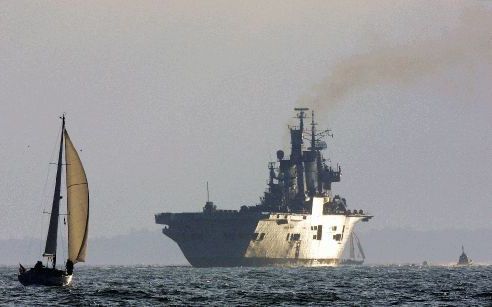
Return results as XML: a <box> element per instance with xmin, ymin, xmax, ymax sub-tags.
<box><xmin>245</xmin><ymin>197</ymin><xmax>369</xmax><ymax>266</ymax></box>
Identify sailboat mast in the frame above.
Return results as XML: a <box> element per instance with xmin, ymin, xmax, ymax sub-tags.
<box><xmin>354</xmin><ymin>233</ymin><xmax>366</xmax><ymax>260</ymax></box>
<box><xmin>349</xmin><ymin>233</ymin><xmax>355</xmax><ymax>259</ymax></box>
<box><xmin>43</xmin><ymin>115</ymin><xmax>65</xmax><ymax>268</ymax></box>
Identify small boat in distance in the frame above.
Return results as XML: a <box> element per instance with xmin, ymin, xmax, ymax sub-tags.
<box><xmin>457</xmin><ymin>245</ymin><xmax>472</xmax><ymax>266</ymax></box>
<box><xmin>18</xmin><ymin>115</ymin><xmax>89</xmax><ymax>286</ymax></box>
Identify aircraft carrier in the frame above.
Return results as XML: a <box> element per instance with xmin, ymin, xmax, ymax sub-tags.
<box><xmin>155</xmin><ymin>108</ymin><xmax>372</xmax><ymax>267</ymax></box>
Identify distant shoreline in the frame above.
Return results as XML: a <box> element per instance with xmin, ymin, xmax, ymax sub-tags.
<box><xmin>3</xmin><ymin>228</ymin><xmax>491</xmax><ymax>266</ymax></box>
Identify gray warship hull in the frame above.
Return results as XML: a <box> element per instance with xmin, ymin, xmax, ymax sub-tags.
<box><xmin>156</xmin><ymin>211</ymin><xmax>266</xmax><ymax>267</ymax></box>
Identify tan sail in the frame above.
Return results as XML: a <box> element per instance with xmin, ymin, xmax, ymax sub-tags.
<box><xmin>64</xmin><ymin>130</ymin><xmax>89</xmax><ymax>263</ymax></box>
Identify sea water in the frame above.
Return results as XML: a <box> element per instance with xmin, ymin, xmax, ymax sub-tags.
<box><xmin>1</xmin><ymin>265</ymin><xmax>491</xmax><ymax>306</ymax></box>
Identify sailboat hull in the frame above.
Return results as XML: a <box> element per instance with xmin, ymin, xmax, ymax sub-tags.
<box><xmin>18</xmin><ymin>268</ymin><xmax>72</xmax><ymax>287</ymax></box>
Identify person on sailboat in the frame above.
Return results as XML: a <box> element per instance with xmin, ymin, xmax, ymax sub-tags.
<box><xmin>66</xmin><ymin>260</ymin><xmax>74</xmax><ymax>275</ymax></box>
<box><xmin>34</xmin><ymin>261</ymin><xmax>44</xmax><ymax>271</ymax></box>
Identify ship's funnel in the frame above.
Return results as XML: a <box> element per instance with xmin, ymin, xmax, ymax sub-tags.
<box><xmin>303</xmin><ymin>151</ymin><xmax>318</xmax><ymax>195</ymax></box>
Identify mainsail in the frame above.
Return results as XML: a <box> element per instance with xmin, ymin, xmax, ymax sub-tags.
<box><xmin>64</xmin><ymin>130</ymin><xmax>89</xmax><ymax>263</ymax></box>
<box><xmin>43</xmin><ymin>122</ymin><xmax>65</xmax><ymax>259</ymax></box>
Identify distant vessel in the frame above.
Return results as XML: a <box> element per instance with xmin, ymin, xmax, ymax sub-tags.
<box><xmin>341</xmin><ymin>232</ymin><xmax>365</xmax><ymax>265</ymax></box>
<box><xmin>155</xmin><ymin>108</ymin><xmax>372</xmax><ymax>267</ymax></box>
<box><xmin>18</xmin><ymin>115</ymin><xmax>89</xmax><ymax>286</ymax></box>
<box><xmin>457</xmin><ymin>245</ymin><xmax>472</xmax><ymax>266</ymax></box>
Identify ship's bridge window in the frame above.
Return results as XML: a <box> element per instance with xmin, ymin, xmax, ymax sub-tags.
<box><xmin>276</xmin><ymin>219</ymin><xmax>288</xmax><ymax>225</ymax></box>
<box><xmin>333</xmin><ymin>234</ymin><xmax>342</xmax><ymax>241</ymax></box>
<box><xmin>313</xmin><ymin>225</ymin><xmax>323</xmax><ymax>240</ymax></box>
<box><xmin>317</xmin><ymin>225</ymin><xmax>322</xmax><ymax>240</ymax></box>
<box><xmin>252</xmin><ymin>232</ymin><xmax>265</xmax><ymax>241</ymax></box>
<box><xmin>332</xmin><ymin>226</ymin><xmax>337</xmax><ymax>231</ymax></box>
<box><xmin>290</xmin><ymin>233</ymin><xmax>301</xmax><ymax>241</ymax></box>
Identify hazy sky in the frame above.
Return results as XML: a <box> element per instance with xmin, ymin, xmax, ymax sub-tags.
<box><xmin>1</xmin><ymin>1</ymin><xmax>491</xmax><ymax>241</ymax></box>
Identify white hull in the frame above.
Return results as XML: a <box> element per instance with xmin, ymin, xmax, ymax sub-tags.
<box><xmin>159</xmin><ymin>196</ymin><xmax>371</xmax><ymax>267</ymax></box>
<box><xmin>244</xmin><ymin>215</ymin><xmax>364</xmax><ymax>263</ymax></box>
<box><xmin>245</xmin><ymin>197</ymin><xmax>367</xmax><ymax>264</ymax></box>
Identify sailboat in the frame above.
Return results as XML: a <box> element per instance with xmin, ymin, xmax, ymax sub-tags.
<box><xmin>341</xmin><ymin>232</ymin><xmax>365</xmax><ymax>265</ymax></box>
<box><xmin>18</xmin><ymin>115</ymin><xmax>89</xmax><ymax>286</ymax></box>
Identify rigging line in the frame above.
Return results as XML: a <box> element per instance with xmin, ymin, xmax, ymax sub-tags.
<box><xmin>58</xmin><ymin>213</ymin><xmax>67</xmax><ymax>268</ymax></box>
<box><xmin>59</xmin><ymin>158</ymin><xmax>68</xmax><ymax>265</ymax></box>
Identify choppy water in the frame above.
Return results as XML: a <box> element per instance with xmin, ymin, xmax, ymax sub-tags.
<box><xmin>1</xmin><ymin>265</ymin><xmax>491</xmax><ymax>306</ymax></box>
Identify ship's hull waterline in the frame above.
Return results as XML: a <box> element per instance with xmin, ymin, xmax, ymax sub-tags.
<box><xmin>185</xmin><ymin>257</ymin><xmax>342</xmax><ymax>268</ymax></box>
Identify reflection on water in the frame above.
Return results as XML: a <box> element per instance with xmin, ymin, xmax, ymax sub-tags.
<box><xmin>1</xmin><ymin>265</ymin><xmax>491</xmax><ymax>305</ymax></box>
